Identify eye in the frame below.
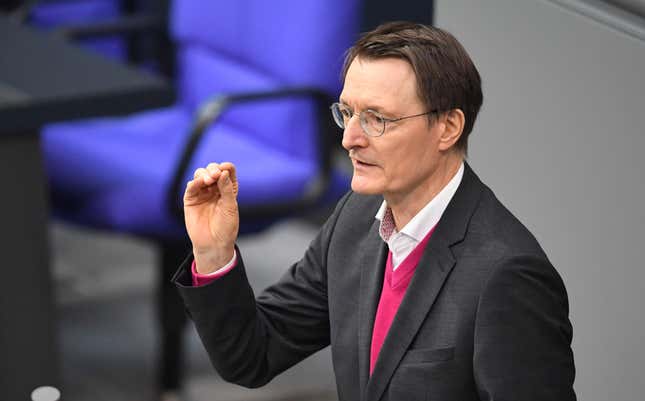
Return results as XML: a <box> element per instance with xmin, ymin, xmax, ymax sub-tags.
<box><xmin>372</xmin><ymin>113</ymin><xmax>385</xmax><ymax>125</ymax></box>
<box><xmin>339</xmin><ymin>107</ymin><xmax>352</xmax><ymax>119</ymax></box>
<box><xmin>364</xmin><ymin>110</ymin><xmax>385</xmax><ymax>125</ymax></box>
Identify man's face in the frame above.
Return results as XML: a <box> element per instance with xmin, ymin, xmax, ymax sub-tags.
<box><xmin>340</xmin><ymin>57</ymin><xmax>444</xmax><ymax>200</ymax></box>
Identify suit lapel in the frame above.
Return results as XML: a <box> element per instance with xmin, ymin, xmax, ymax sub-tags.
<box><xmin>364</xmin><ymin>240</ymin><xmax>455</xmax><ymax>401</ymax></box>
<box><xmin>357</xmin><ymin>219</ymin><xmax>388</xmax><ymax>400</ymax></box>
<box><xmin>361</xmin><ymin>162</ymin><xmax>485</xmax><ymax>401</ymax></box>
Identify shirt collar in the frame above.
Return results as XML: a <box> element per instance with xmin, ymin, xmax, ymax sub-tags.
<box><xmin>375</xmin><ymin>162</ymin><xmax>464</xmax><ymax>242</ymax></box>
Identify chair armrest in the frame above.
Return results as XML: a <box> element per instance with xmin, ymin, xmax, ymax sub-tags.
<box><xmin>11</xmin><ymin>0</ymin><xmax>164</xmax><ymax>38</ymax></box>
<box><xmin>54</xmin><ymin>14</ymin><xmax>165</xmax><ymax>40</ymax></box>
<box><xmin>167</xmin><ymin>87</ymin><xmax>337</xmax><ymax>221</ymax></box>
<box><xmin>14</xmin><ymin>0</ymin><xmax>173</xmax><ymax>74</ymax></box>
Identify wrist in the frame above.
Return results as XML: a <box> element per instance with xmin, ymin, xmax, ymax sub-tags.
<box><xmin>193</xmin><ymin>246</ymin><xmax>235</xmax><ymax>274</ymax></box>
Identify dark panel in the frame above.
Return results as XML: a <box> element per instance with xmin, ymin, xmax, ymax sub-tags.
<box><xmin>608</xmin><ymin>0</ymin><xmax>645</xmax><ymax>18</ymax></box>
<box><xmin>361</xmin><ymin>0</ymin><xmax>434</xmax><ymax>32</ymax></box>
<box><xmin>0</xmin><ymin>132</ymin><xmax>59</xmax><ymax>401</ymax></box>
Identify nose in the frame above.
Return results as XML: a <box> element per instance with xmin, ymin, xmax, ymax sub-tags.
<box><xmin>341</xmin><ymin>115</ymin><xmax>368</xmax><ymax>151</ymax></box>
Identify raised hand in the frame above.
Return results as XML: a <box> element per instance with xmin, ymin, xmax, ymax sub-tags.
<box><xmin>183</xmin><ymin>162</ymin><xmax>239</xmax><ymax>274</ymax></box>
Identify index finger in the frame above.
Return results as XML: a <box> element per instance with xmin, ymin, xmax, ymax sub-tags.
<box><xmin>218</xmin><ymin>162</ymin><xmax>238</xmax><ymax>196</ymax></box>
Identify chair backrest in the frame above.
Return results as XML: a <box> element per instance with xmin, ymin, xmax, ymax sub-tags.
<box><xmin>170</xmin><ymin>0</ymin><xmax>360</xmax><ymax>160</ymax></box>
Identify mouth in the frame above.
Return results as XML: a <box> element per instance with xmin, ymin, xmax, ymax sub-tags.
<box><xmin>351</xmin><ymin>157</ymin><xmax>378</xmax><ymax>169</ymax></box>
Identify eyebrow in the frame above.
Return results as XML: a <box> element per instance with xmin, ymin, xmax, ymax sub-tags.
<box><xmin>338</xmin><ymin>98</ymin><xmax>388</xmax><ymax>114</ymax></box>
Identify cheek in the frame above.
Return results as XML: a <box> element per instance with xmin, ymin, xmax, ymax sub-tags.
<box><xmin>384</xmin><ymin>145</ymin><xmax>432</xmax><ymax>189</ymax></box>
<box><xmin>383</xmin><ymin>147</ymin><xmax>414</xmax><ymax>179</ymax></box>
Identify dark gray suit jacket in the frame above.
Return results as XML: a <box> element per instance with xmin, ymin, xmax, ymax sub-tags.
<box><xmin>174</xmin><ymin>163</ymin><xmax>576</xmax><ymax>401</ymax></box>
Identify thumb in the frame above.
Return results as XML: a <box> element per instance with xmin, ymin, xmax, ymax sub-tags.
<box><xmin>217</xmin><ymin>170</ymin><xmax>237</xmax><ymax>205</ymax></box>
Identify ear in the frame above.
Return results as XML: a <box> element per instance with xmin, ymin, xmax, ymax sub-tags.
<box><xmin>437</xmin><ymin>109</ymin><xmax>465</xmax><ymax>152</ymax></box>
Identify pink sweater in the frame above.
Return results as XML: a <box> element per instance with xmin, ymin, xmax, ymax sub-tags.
<box><xmin>369</xmin><ymin>226</ymin><xmax>435</xmax><ymax>374</ymax></box>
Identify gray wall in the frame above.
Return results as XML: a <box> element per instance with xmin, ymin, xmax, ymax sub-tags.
<box><xmin>435</xmin><ymin>1</ymin><xmax>645</xmax><ymax>400</ymax></box>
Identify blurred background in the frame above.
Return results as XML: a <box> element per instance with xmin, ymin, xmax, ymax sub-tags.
<box><xmin>0</xmin><ymin>0</ymin><xmax>643</xmax><ymax>401</ymax></box>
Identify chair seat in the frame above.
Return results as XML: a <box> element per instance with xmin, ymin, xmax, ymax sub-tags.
<box><xmin>42</xmin><ymin>106</ymin><xmax>320</xmax><ymax>239</ymax></box>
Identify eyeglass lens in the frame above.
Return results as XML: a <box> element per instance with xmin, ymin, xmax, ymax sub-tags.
<box><xmin>331</xmin><ymin>103</ymin><xmax>385</xmax><ymax>137</ymax></box>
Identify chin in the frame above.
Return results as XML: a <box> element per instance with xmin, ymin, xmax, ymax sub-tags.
<box><xmin>350</xmin><ymin>176</ymin><xmax>383</xmax><ymax>195</ymax></box>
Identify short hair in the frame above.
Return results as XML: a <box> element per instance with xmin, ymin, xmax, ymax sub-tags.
<box><xmin>342</xmin><ymin>21</ymin><xmax>483</xmax><ymax>155</ymax></box>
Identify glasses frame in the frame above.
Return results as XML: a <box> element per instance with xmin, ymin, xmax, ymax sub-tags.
<box><xmin>330</xmin><ymin>102</ymin><xmax>440</xmax><ymax>137</ymax></box>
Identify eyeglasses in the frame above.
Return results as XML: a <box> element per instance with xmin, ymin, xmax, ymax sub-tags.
<box><xmin>330</xmin><ymin>102</ymin><xmax>438</xmax><ymax>137</ymax></box>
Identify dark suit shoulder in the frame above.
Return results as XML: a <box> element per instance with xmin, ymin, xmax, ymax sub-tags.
<box><xmin>459</xmin><ymin>181</ymin><xmax>573</xmax><ymax>316</ymax></box>
<box><xmin>340</xmin><ymin>191</ymin><xmax>383</xmax><ymax>218</ymax></box>
<box><xmin>467</xmin><ymin>184</ymin><xmax>549</xmax><ymax>261</ymax></box>
<box><xmin>332</xmin><ymin>191</ymin><xmax>383</xmax><ymax>231</ymax></box>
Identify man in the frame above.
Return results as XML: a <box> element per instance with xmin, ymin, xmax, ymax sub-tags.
<box><xmin>173</xmin><ymin>22</ymin><xmax>576</xmax><ymax>401</ymax></box>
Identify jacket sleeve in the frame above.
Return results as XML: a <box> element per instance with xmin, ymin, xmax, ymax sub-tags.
<box><xmin>173</xmin><ymin>192</ymin><xmax>353</xmax><ymax>388</ymax></box>
<box><xmin>473</xmin><ymin>254</ymin><xmax>577</xmax><ymax>401</ymax></box>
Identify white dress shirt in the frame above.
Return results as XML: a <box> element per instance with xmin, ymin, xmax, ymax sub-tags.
<box><xmin>375</xmin><ymin>163</ymin><xmax>464</xmax><ymax>270</ymax></box>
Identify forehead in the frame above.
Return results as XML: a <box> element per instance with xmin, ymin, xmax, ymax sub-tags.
<box><xmin>340</xmin><ymin>56</ymin><xmax>419</xmax><ymax>111</ymax></box>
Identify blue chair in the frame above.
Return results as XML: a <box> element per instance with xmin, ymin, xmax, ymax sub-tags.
<box><xmin>42</xmin><ymin>0</ymin><xmax>359</xmax><ymax>394</ymax></box>
<box><xmin>27</xmin><ymin>0</ymin><xmax>128</xmax><ymax>60</ymax></box>
<box><xmin>26</xmin><ymin>0</ymin><xmax>172</xmax><ymax>76</ymax></box>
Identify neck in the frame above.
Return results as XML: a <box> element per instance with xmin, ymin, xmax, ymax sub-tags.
<box><xmin>385</xmin><ymin>153</ymin><xmax>463</xmax><ymax>231</ymax></box>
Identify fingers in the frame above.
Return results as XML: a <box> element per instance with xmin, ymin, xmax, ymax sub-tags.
<box><xmin>186</xmin><ymin>162</ymin><xmax>237</xmax><ymax>196</ymax></box>
<box><xmin>191</xmin><ymin>163</ymin><xmax>221</xmax><ymax>186</ymax></box>
<box><xmin>191</xmin><ymin>168</ymin><xmax>205</xmax><ymax>186</ymax></box>
<box><xmin>184</xmin><ymin>176</ymin><xmax>211</xmax><ymax>201</ymax></box>
<box><xmin>206</xmin><ymin>162</ymin><xmax>221</xmax><ymax>176</ymax></box>
<box><xmin>217</xmin><ymin>170</ymin><xmax>235</xmax><ymax>203</ymax></box>
<box><xmin>219</xmin><ymin>162</ymin><xmax>236</xmax><ymax>178</ymax></box>
<box><xmin>219</xmin><ymin>162</ymin><xmax>239</xmax><ymax>196</ymax></box>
